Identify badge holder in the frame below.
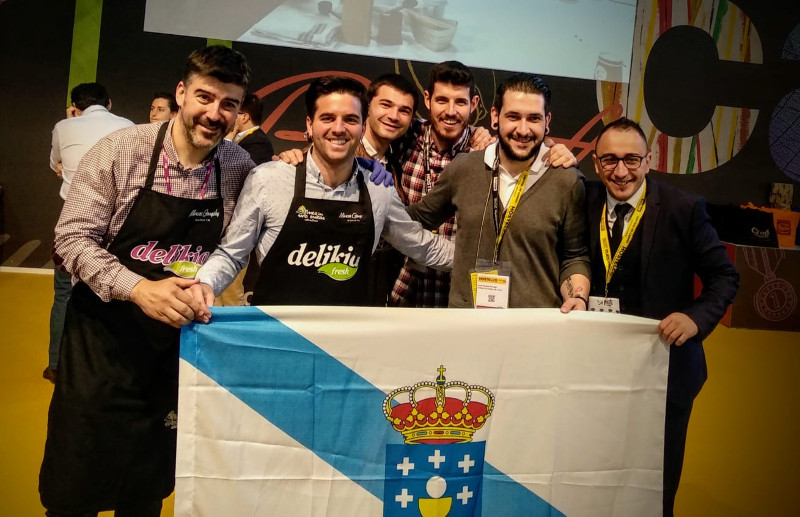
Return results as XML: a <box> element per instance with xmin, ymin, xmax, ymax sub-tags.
<box><xmin>587</xmin><ymin>296</ymin><xmax>621</xmax><ymax>314</ymax></box>
<box><xmin>471</xmin><ymin>259</ymin><xmax>511</xmax><ymax>308</ymax></box>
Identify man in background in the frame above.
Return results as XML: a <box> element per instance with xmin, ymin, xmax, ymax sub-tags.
<box><xmin>232</xmin><ymin>93</ymin><xmax>274</xmax><ymax>165</ymax></box>
<box><xmin>217</xmin><ymin>93</ymin><xmax>276</xmax><ymax>306</ymax></box>
<box><xmin>45</xmin><ymin>82</ymin><xmax>133</xmax><ymax>383</ymax></box>
<box><xmin>389</xmin><ymin>61</ymin><xmax>484</xmax><ymax>308</ymax></box>
<box><xmin>358</xmin><ymin>73</ymin><xmax>419</xmax><ymax>305</ymax></box>
<box><xmin>149</xmin><ymin>91</ymin><xmax>178</xmax><ymax>123</ymax></box>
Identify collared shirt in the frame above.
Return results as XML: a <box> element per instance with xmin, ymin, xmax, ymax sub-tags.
<box><xmin>49</xmin><ymin>105</ymin><xmax>134</xmax><ymax>200</ymax></box>
<box><xmin>483</xmin><ymin>141</ymin><xmax>550</xmax><ymax>207</ymax></box>
<box><xmin>605</xmin><ymin>180</ymin><xmax>646</xmax><ymax>238</ymax></box>
<box><xmin>390</xmin><ymin>118</ymin><xmax>473</xmax><ymax>307</ymax></box>
<box><xmin>196</xmin><ymin>149</ymin><xmax>453</xmax><ymax>295</ymax></box>
<box><xmin>233</xmin><ymin>126</ymin><xmax>259</xmax><ymax>144</ymax></box>
<box><xmin>54</xmin><ymin>120</ymin><xmax>255</xmax><ymax>302</ymax></box>
<box><xmin>360</xmin><ymin>135</ymin><xmax>386</xmax><ymax>164</ymax></box>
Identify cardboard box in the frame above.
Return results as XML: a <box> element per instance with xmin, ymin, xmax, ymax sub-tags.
<box><xmin>719</xmin><ymin>243</ymin><xmax>800</xmax><ymax>331</ymax></box>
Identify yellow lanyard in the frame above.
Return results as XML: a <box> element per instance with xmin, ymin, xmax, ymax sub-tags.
<box><xmin>599</xmin><ymin>183</ymin><xmax>647</xmax><ymax>295</ymax></box>
<box><xmin>492</xmin><ymin>158</ymin><xmax>530</xmax><ymax>262</ymax></box>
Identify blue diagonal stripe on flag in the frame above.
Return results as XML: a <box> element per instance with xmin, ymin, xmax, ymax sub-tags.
<box><xmin>180</xmin><ymin>307</ymin><xmax>564</xmax><ymax>516</ymax></box>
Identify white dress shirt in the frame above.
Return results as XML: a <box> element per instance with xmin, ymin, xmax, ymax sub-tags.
<box><xmin>50</xmin><ymin>105</ymin><xmax>133</xmax><ymax>200</ymax></box>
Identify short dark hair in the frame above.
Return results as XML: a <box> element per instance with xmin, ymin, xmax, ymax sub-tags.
<box><xmin>70</xmin><ymin>83</ymin><xmax>109</xmax><ymax>111</ymax></box>
<box><xmin>595</xmin><ymin>117</ymin><xmax>648</xmax><ymax>149</ymax></box>
<box><xmin>367</xmin><ymin>73</ymin><xmax>419</xmax><ymax>113</ymax></box>
<box><xmin>182</xmin><ymin>45</ymin><xmax>250</xmax><ymax>91</ymax></box>
<box><xmin>426</xmin><ymin>60</ymin><xmax>475</xmax><ymax>97</ymax></box>
<box><xmin>240</xmin><ymin>94</ymin><xmax>264</xmax><ymax>124</ymax></box>
<box><xmin>305</xmin><ymin>75</ymin><xmax>368</xmax><ymax>121</ymax></box>
<box><xmin>152</xmin><ymin>91</ymin><xmax>178</xmax><ymax>112</ymax></box>
<box><xmin>493</xmin><ymin>73</ymin><xmax>551</xmax><ymax>114</ymax></box>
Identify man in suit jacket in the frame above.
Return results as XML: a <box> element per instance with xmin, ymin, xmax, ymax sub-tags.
<box><xmin>233</xmin><ymin>93</ymin><xmax>274</xmax><ymax>165</ymax></box>
<box><xmin>586</xmin><ymin>117</ymin><xmax>739</xmax><ymax>516</ymax></box>
<box><xmin>219</xmin><ymin>94</ymin><xmax>276</xmax><ymax>305</ymax></box>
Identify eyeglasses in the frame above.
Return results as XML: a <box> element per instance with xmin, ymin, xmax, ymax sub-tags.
<box><xmin>597</xmin><ymin>154</ymin><xmax>646</xmax><ymax>171</ymax></box>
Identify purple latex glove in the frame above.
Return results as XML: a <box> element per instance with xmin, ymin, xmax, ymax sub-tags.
<box><xmin>356</xmin><ymin>157</ymin><xmax>394</xmax><ymax>187</ymax></box>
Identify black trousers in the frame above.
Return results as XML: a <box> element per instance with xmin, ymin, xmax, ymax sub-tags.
<box><xmin>664</xmin><ymin>398</ymin><xmax>694</xmax><ymax>516</ymax></box>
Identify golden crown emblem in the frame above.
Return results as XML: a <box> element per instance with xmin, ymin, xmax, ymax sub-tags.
<box><xmin>383</xmin><ymin>365</ymin><xmax>495</xmax><ymax>444</ymax></box>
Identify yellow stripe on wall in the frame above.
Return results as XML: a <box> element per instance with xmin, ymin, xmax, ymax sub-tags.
<box><xmin>66</xmin><ymin>0</ymin><xmax>103</xmax><ymax>106</ymax></box>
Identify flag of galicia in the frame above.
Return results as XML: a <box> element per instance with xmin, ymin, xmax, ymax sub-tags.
<box><xmin>176</xmin><ymin>307</ymin><xmax>668</xmax><ymax>517</ymax></box>
<box><xmin>384</xmin><ymin>442</ymin><xmax>485</xmax><ymax>516</ymax></box>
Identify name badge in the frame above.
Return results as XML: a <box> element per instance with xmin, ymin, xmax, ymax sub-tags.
<box><xmin>474</xmin><ymin>273</ymin><xmax>510</xmax><ymax>309</ymax></box>
<box><xmin>588</xmin><ymin>296</ymin><xmax>621</xmax><ymax>314</ymax></box>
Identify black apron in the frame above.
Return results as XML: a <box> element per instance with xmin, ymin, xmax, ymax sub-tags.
<box><xmin>40</xmin><ymin>122</ymin><xmax>224</xmax><ymax>512</ymax></box>
<box><xmin>252</xmin><ymin>158</ymin><xmax>374</xmax><ymax>306</ymax></box>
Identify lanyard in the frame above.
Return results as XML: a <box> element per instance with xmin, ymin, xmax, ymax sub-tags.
<box><xmin>599</xmin><ymin>183</ymin><xmax>647</xmax><ymax>296</ymax></box>
<box><xmin>491</xmin><ymin>154</ymin><xmax>530</xmax><ymax>262</ymax></box>
<box><xmin>161</xmin><ymin>150</ymin><xmax>214</xmax><ymax>199</ymax></box>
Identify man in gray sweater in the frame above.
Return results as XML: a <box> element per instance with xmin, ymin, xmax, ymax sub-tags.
<box><xmin>408</xmin><ymin>73</ymin><xmax>590</xmax><ymax>309</ymax></box>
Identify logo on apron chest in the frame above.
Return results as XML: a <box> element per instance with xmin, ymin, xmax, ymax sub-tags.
<box><xmin>338</xmin><ymin>211</ymin><xmax>365</xmax><ymax>222</ymax></box>
<box><xmin>188</xmin><ymin>208</ymin><xmax>221</xmax><ymax>223</ymax></box>
<box><xmin>296</xmin><ymin>205</ymin><xmax>326</xmax><ymax>222</ymax></box>
<box><xmin>130</xmin><ymin>241</ymin><xmax>210</xmax><ymax>278</ymax></box>
<box><xmin>287</xmin><ymin>243</ymin><xmax>362</xmax><ymax>281</ymax></box>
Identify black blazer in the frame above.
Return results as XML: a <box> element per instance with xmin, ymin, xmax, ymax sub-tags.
<box><xmin>586</xmin><ymin>178</ymin><xmax>739</xmax><ymax>405</ymax></box>
<box><xmin>237</xmin><ymin>128</ymin><xmax>274</xmax><ymax>165</ymax></box>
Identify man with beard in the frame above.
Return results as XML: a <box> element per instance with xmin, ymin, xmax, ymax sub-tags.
<box><xmin>406</xmin><ymin>73</ymin><xmax>591</xmax><ymax>309</ymax></box>
<box><xmin>389</xmin><ymin>62</ymin><xmax>577</xmax><ymax>308</ymax></box>
<box><xmin>39</xmin><ymin>46</ymin><xmax>254</xmax><ymax>517</ymax></box>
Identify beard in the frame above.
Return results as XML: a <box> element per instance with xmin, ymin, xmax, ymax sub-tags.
<box><xmin>182</xmin><ymin>113</ymin><xmax>228</xmax><ymax>150</ymax></box>
<box><xmin>498</xmin><ymin>132</ymin><xmax>542</xmax><ymax>163</ymax></box>
<box><xmin>431</xmin><ymin>116</ymin><xmax>467</xmax><ymax>147</ymax></box>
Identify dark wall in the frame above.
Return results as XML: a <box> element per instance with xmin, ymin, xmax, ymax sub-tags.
<box><xmin>0</xmin><ymin>0</ymin><xmax>798</xmax><ymax>267</ymax></box>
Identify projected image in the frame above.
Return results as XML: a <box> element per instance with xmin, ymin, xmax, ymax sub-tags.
<box><xmin>145</xmin><ymin>0</ymin><xmax>636</xmax><ymax>82</ymax></box>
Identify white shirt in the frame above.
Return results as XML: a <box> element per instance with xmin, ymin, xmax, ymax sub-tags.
<box><xmin>483</xmin><ymin>141</ymin><xmax>550</xmax><ymax>207</ymax></box>
<box><xmin>361</xmin><ymin>135</ymin><xmax>387</xmax><ymax>164</ymax></box>
<box><xmin>233</xmin><ymin>126</ymin><xmax>258</xmax><ymax>144</ymax></box>
<box><xmin>605</xmin><ymin>180</ymin><xmax>646</xmax><ymax>237</ymax></box>
<box><xmin>49</xmin><ymin>105</ymin><xmax>134</xmax><ymax>200</ymax></box>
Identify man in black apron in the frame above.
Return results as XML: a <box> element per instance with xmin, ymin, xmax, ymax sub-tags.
<box><xmin>191</xmin><ymin>76</ymin><xmax>454</xmax><ymax>308</ymax></box>
<box><xmin>39</xmin><ymin>46</ymin><xmax>255</xmax><ymax>517</ymax></box>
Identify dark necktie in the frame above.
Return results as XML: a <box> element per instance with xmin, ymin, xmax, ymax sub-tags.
<box><xmin>609</xmin><ymin>203</ymin><xmax>632</xmax><ymax>255</ymax></box>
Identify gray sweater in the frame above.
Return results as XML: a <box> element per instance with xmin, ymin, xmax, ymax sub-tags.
<box><xmin>409</xmin><ymin>149</ymin><xmax>590</xmax><ymax>308</ymax></box>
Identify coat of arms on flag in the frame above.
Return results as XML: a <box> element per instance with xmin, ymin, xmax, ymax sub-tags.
<box><xmin>383</xmin><ymin>366</ymin><xmax>493</xmax><ymax>516</ymax></box>
<box><xmin>176</xmin><ymin>307</ymin><xmax>667</xmax><ymax>517</ymax></box>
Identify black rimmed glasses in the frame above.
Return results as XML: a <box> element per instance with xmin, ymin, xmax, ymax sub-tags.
<box><xmin>597</xmin><ymin>154</ymin><xmax>645</xmax><ymax>171</ymax></box>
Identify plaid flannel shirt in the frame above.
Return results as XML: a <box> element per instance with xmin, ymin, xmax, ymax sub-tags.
<box><xmin>390</xmin><ymin>118</ymin><xmax>472</xmax><ymax>307</ymax></box>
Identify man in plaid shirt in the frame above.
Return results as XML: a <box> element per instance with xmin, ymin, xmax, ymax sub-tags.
<box><xmin>390</xmin><ymin>62</ymin><xmax>576</xmax><ymax>307</ymax></box>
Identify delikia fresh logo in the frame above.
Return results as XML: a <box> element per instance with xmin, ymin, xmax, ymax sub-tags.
<box><xmin>164</xmin><ymin>261</ymin><xmax>201</xmax><ymax>278</ymax></box>
<box><xmin>287</xmin><ymin>243</ymin><xmax>361</xmax><ymax>281</ymax></box>
<box><xmin>296</xmin><ymin>205</ymin><xmax>325</xmax><ymax>222</ymax></box>
<box><xmin>382</xmin><ymin>366</ymin><xmax>495</xmax><ymax>516</ymax></box>
<box><xmin>130</xmin><ymin>241</ymin><xmax>210</xmax><ymax>278</ymax></box>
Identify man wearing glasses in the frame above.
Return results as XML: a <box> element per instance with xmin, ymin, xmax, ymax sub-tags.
<box><xmin>586</xmin><ymin>117</ymin><xmax>739</xmax><ymax>516</ymax></box>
